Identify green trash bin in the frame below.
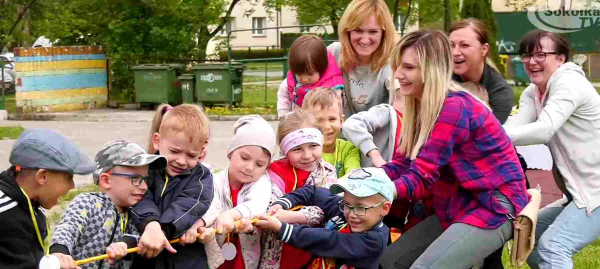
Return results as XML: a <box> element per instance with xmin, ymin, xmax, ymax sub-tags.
<box><xmin>282</xmin><ymin>57</ymin><xmax>289</xmax><ymax>79</ymax></box>
<box><xmin>192</xmin><ymin>62</ymin><xmax>246</xmax><ymax>106</ymax></box>
<box><xmin>132</xmin><ymin>64</ymin><xmax>185</xmax><ymax>106</ymax></box>
<box><xmin>179</xmin><ymin>74</ymin><xmax>196</xmax><ymax>104</ymax></box>
<box><xmin>511</xmin><ymin>57</ymin><xmax>530</xmax><ymax>86</ymax></box>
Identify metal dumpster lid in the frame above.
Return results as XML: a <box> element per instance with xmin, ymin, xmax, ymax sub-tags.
<box><xmin>178</xmin><ymin>73</ymin><xmax>195</xmax><ymax>79</ymax></box>
<box><xmin>191</xmin><ymin>62</ymin><xmax>245</xmax><ymax>70</ymax></box>
<box><xmin>132</xmin><ymin>64</ymin><xmax>185</xmax><ymax>70</ymax></box>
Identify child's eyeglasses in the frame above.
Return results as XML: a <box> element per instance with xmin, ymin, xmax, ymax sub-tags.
<box><xmin>338</xmin><ymin>201</ymin><xmax>383</xmax><ymax>216</ymax></box>
<box><xmin>107</xmin><ymin>171</ymin><xmax>150</xmax><ymax>186</ymax></box>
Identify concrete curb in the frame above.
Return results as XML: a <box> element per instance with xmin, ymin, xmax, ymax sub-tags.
<box><xmin>8</xmin><ymin>110</ymin><xmax>278</xmax><ymax>122</ymax></box>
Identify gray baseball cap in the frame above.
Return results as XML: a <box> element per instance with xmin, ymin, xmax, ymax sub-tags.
<box><xmin>9</xmin><ymin>128</ymin><xmax>95</xmax><ymax>175</ymax></box>
<box><xmin>93</xmin><ymin>140</ymin><xmax>167</xmax><ymax>184</ymax></box>
<box><xmin>330</xmin><ymin>168</ymin><xmax>397</xmax><ymax>203</ymax></box>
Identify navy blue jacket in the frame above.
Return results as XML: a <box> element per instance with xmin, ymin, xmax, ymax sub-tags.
<box><xmin>131</xmin><ymin>163</ymin><xmax>213</xmax><ymax>269</ymax></box>
<box><xmin>273</xmin><ymin>185</ymin><xmax>389</xmax><ymax>269</ymax></box>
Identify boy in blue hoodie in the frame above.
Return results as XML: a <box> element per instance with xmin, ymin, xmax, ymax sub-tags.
<box><xmin>255</xmin><ymin>167</ymin><xmax>394</xmax><ymax>269</ymax></box>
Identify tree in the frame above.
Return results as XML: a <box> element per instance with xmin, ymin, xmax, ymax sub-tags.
<box><xmin>415</xmin><ymin>0</ymin><xmax>460</xmax><ymax>31</ymax></box>
<box><xmin>460</xmin><ymin>0</ymin><xmax>505</xmax><ymax>75</ymax></box>
<box><xmin>444</xmin><ymin>0</ymin><xmax>451</xmax><ymax>32</ymax></box>
<box><xmin>21</xmin><ymin>0</ymin><xmax>247</xmax><ymax>100</ymax></box>
<box><xmin>0</xmin><ymin>0</ymin><xmax>39</xmax><ymax>52</ymax></box>
<box><xmin>503</xmin><ymin>0</ymin><xmax>538</xmax><ymax>11</ymax></box>
<box><xmin>384</xmin><ymin>0</ymin><xmax>416</xmax><ymax>35</ymax></box>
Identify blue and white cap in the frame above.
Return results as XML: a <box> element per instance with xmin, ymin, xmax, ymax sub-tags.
<box><xmin>330</xmin><ymin>168</ymin><xmax>396</xmax><ymax>202</ymax></box>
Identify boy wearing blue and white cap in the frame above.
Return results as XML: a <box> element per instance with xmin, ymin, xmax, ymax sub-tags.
<box><xmin>255</xmin><ymin>167</ymin><xmax>394</xmax><ymax>269</ymax></box>
<box><xmin>0</xmin><ymin>129</ymin><xmax>96</xmax><ymax>269</ymax></box>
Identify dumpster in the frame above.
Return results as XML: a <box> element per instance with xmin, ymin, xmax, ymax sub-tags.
<box><xmin>179</xmin><ymin>74</ymin><xmax>196</xmax><ymax>104</ymax></box>
<box><xmin>192</xmin><ymin>62</ymin><xmax>246</xmax><ymax>106</ymax></box>
<box><xmin>132</xmin><ymin>64</ymin><xmax>185</xmax><ymax>106</ymax></box>
<box><xmin>511</xmin><ymin>57</ymin><xmax>530</xmax><ymax>86</ymax></box>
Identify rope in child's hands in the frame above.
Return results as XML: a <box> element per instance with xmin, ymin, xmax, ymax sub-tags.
<box><xmin>39</xmin><ymin>229</ymin><xmax>217</xmax><ymax>268</ymax></box>
<box><xmin>40</xmin><ymin>205</ymin><xmax>303</xmax><ymax>268</ymax></box>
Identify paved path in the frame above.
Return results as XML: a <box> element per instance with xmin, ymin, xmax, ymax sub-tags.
<box><xmin>527</xmin><ymin>170</ymin><xmax>562</xmax><ymax>207</ymax></box>
<box><xmin>0</xmin><ymin>119</ymin><xmax>279</xmax><ymax>187</ymax></box>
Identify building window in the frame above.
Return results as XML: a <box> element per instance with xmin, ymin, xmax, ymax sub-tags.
<box><xmin>220</xmin><ymin>17</ymin><xmax>236</xmax><ymax>36</ymax></box>
<box><xmin>252</xmin><ymin>17</ymin><xmax>266</xmax><ymax>36</ymax></box>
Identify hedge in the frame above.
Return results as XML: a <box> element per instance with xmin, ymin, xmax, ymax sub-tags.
<box><xmin>218</xmin><ymin>48</ymin><xmax>288</xmax><ymax>61</ymax></box>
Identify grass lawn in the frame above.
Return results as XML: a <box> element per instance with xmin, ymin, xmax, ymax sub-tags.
<box><xmin>45</xmin><ymin>184</ymin><xmax>100</xmax><ymax>246</ymax></box>
<box><xmin>245</xmin><ymin>62</ymin><xmax>284</xmax><ymax>71</ymax></box>
<box><xmin>0</xmin><ymin>125</ymin><xmax>24</xmax><ymax>139</ymax></box>
<box><xmin>203</xmin><ymin>84</ymin><xmax>278</xmax><ymax>116</ymax></box>
<box><xmin>501</xmin><ymin>240</ymin><xmax>600</xmax><ymax>268</ymax></box>
<box><xmin>243</xmin><ymin>74</ymin><xmax>283</xmax><ymax>83</ymax></box>
<box><xmin>1</xmin><ymin>93</ymin><xmax>16</xmax><ymax>114</ymax></box>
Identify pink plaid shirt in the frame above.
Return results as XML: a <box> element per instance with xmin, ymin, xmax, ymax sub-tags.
<box><xmin>383</xmin><ymin>91</ymin><xmax>528</xmax><ymax>230</ymax></box>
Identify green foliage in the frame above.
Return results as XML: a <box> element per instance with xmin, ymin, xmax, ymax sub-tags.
<box><xmin>512</xmin><ymin>86</ymin><xmax>526</xmax><ymax>107</ymax></box>
<box><xmin>0</xmin><ymin>126</ymin><xmax>25</xmax><ymax>139</ymax></box>
<box><xmin>460</xmin><ymin>0</ymin><xmax>506</xmax><ymax>76</ymax></box>
<box><xmin>0</xmin><ymin>0</ymin><xmax>41</xmax><ymax>51</ymax></box>
<box><xmin>415</xmin><ymin>0</ymin><xmax>461</xmax><ymax>30</ymax></box>
<box><xmin>219</xmin><ymin>49</ymin><xmax>288</xmax><ymax>61</ymax></box>
<box><xmin>2</xmin><ymin>0</ymin><xmax>245</xmax><ymax>101</ymax></box>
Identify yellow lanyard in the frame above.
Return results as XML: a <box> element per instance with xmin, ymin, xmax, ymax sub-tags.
<box><xmin>161</xmin><ymin>176</ymin><xmax>169</xmax><ymax>197</ymax></box>
<box><xmin>292</xmin><ymin>167</ymin><xmax>299</xmax><ymax>191</ymax></box>
<box><xmin>120</xmin><ymin>211</ymin><xmax>129</xmax><ymax>232</ymax></box>
<box><xmin>292</xmin><ymin>165</ymin><xmax>326</xmax><ymax>191</ymax></box>
<box><xmin>19</xmin><ymin>187</ymin><xmax>49</xmax><ymax>255</ymax></box>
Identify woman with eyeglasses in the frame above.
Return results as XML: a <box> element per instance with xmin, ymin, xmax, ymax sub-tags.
<box><xmin>503</xmin><ymin>30</ymin><xmax>600</xmax><ymax>269</ymax></box>
<box><xmin>378</xmin><ymin>29</ymin><xmax>528</xmax><ymax>269</ymax></box>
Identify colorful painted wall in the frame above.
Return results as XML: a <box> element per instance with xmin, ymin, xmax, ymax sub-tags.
<box><xmin>13</xmin><ymin>46</ymin><xmax>108</xmax><ymax>113</ymax></box>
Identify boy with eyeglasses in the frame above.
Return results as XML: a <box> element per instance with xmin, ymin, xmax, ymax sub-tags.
<box><xmin>50</xmin><ymin>140</ymin><xmax>167</xmax><ymax>269</ymax></box>
<box><xmin>255</xmin><ymin>167</ymin><xmax>394</xmax><ymax>269</ymax></box>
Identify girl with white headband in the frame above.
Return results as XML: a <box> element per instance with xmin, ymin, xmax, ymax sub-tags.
<box><xmin>259</xmin><ymin>110</ymin><xmax>337</xmax><ymax>269</ymax></box>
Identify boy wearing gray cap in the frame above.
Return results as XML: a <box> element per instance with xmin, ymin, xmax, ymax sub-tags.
<box><xmin>0</xmin><ymin>129</ymin><xmax>96</xmax><ymax>269</ymax></box>
<box><xmin>49</xmin><ymin>140</ymin><xmax>167</xmax><ymax>269</ymax></box>
<box><xmin>255</xmin><ymin>167</ymin><xmax>394</xmax><ymax>269</ymax></box>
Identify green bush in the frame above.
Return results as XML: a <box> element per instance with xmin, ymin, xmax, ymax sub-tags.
<box><xmin>460</xmin><ymin>0</ymin><xmax>506</xmax><ymax>76</ymax></box>
<box><xmin>218</xmin><ymin>49</ymin><xmax>288</xmax><ymax>61</ymax></box>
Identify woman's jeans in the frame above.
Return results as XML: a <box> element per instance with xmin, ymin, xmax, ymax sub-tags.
<box><xmin>527</xmin><ymin>201</ymin><xmax>600</xmax><ymax>269</ymax></box>
<box><xmin>380</xmin><ymin>191</ymin><xmax>515</xmax><ymax>269</ymax></box>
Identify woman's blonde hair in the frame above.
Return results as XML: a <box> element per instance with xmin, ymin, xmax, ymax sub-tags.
<box><xmin>391</xmin><ymin>30</ymin><xmax>462</xmax><ymax>159</ymax></box>
<box><xmin>338</xmin><ymin>0</ymin><xmax>397</xmax><ymax>73</ymax></box>
<box><xmin>147</xmin><ymin>104</ymin><xmax>210</xmax><ymax>154</ymax></box>
<box><xmin>277</xmin><ymin>110</ymin><xmax>320</xmax><ymax>145</ymax></box>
